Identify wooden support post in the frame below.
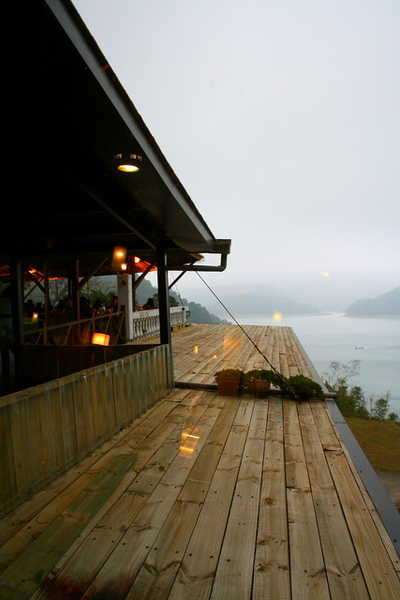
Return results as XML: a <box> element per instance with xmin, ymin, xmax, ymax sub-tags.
<box><xmin>117</xmin><ymin>273</ymin><xmax>134</xmax><ymax>340</ymax></box>
<box><xmin>43</xmin><ymin>262</ymin><xmax>50</xmax><ymax>344</ymax></box>
<box><xmin>9</xmin><ymin>256</ymin><xmax>25</xmax><ymax>390</ymax></box>
<box><xmin>156</xmin><ymin>247</ymin><xmax>171</xmax><ymax>347</ymax></box>
<box><xmin>72</xmin><ymin>260</ymin><xmax>80</xmax><ymax>321</ymax></box>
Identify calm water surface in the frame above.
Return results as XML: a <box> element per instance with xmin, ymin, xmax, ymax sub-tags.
<box><xmin>235</xmin><ymin>313</ymin><xmax>400</xmax><ymax>415</ymax></box>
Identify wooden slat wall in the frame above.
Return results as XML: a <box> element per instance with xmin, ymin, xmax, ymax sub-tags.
<box><xmin>0</xmin><ymin>345</ymin><xmax>172</xmax><ymax>516</ymax></box>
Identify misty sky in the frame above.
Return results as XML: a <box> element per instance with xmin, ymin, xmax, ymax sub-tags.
<box><xmin>74</xmin><ymin>0</ymin><xmax>400</xmax><ymax>309</ymax></box>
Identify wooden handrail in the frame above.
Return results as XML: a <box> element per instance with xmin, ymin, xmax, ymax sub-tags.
<box><xmin>23</xmin><ymin>306</ymin><xmax>189</xmax><ymax>344</ymax></box>
<box><xmin>24</xmin><ymin>312</ymin><xmax>125</xmax><ymax>345</ymax></box>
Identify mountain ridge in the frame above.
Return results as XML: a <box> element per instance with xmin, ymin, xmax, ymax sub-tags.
<box><xmin>346</xmin><ymin>286</ymin><xmax>400</xmax><ymax>316</ymax></box>
<box><xmin>198</xmin><ymin>283</ymin><xmax>320</xmax><ymax>318</ymax></box>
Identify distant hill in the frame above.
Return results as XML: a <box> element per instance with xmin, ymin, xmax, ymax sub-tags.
<box><xmin>181</xmin><ymin>300</ymin><xmax>230</xmax><ymax>324</ymax></box>
<box><xmin>346</xmin><ymin>287</ymin><xmax>400</xmax><ymax>316</ymax></box>
<box><xmin>136</xmin><ymin>279</ymin><xmax>229</xmax><ymax>324</ymax></box>
<box><xmin>202</xmin><ymin>283</ymin><xmax>320</xmax><ymax>317</ymax></box>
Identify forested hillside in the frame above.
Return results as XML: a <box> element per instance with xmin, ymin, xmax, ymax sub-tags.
<box><xmin>136</xmin><ymin>280</ymin><xmax>229</xmax><ymax>324</ymax></box>
<box><xmin>346</xmin><ymin>287</ymin><xmax>400</xmax><ymax>316</ymax></box>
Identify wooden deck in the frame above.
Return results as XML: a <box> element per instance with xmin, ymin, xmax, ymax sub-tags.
<box><xmin>0</xmin><ymin>323</ymin><xmax>399</xmax><ymax>599</ymax></box>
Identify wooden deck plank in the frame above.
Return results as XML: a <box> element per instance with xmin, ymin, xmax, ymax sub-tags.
<box><xmin>210</xmin><ymin>399</ymin><xmax>267</xmax><ymax>599</ymax></box>
<box><xmin>312</xmin><ymin>399</ymin><xmax>400</xmax><ymax>574</ymax></box>
<box><xmin>283</xmin><ymin>401</ymin><xmax>310</xmax><ymax>491</ymax></box>
<box><xmin>72</xmin><ymin>398</ymin><xmax>226</xmax><ymax>600</ymax></box>
<box><xmin>283</xmin><ymin>401</ymin><xmax>331</xmax><ymax>599</ymax></box>
<box><xmin>34</xmin><ymin>401</ymin><xmax>211</xmax><ymax>599</ymax></box>
<box><xmin>327</xmin><ymin>450</ymin><xmax>400</xmax><ymax>599</ymax></box>
<box><xmin>0</xmin><ymin>396</ymin><xmax>176</xmax><ymax>552</ymax></box>
<box><xmin>253</xmin><ymin>398</ymin><xmax>290</xmax><ymax>600</ymax></box>
<box><xmin>168</xmin><ymin>399</ymin><xmax>254</xmax><ymax>600</ymax></box>
<box><xmin>287</xmin><ymin>486</ymin><xmax>331</xmax><ymax>600</ymax></box>
<box><xmin>0</xmin><ymin>454</ymin><xmax>137</xmax><ymax>599</ymax></box>
<box><xmin>124</xmin><ymin>396</ymin><xmax>237</xmax><ymax>600</ymax></box>
<box><xmin>298</xmin><ymin>401</ymin><xmax>369</xmax><ymax>599</ymax></box>
<box><xmin>1</xmin><ymin>323</ymin><xmax>399</xmax><ymax>600</ymax></box>
<box><xmin>0</xmin><ymin>401</ymin><xmax>183</xmax><ymax>585</ymax></box>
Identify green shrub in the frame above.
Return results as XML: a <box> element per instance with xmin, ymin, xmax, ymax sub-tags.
<box><xmin>284</xmin><ymin>374</ymin><xmax>324</xmax><ymax>401</ymax></box>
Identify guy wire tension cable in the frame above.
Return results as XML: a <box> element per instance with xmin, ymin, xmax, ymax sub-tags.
<box><xmin>189</xmin><ymin>269</ymin><xmax>299</xmax><ymax>399</ymax></box>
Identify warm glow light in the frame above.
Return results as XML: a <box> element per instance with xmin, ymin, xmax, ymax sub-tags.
<box><xmin>320</xmin><ymin>271</ymin><xmax>330</xmax><ymax>277</ymax></box>
<box><xmin>223</xmin><ymin>336</ymin><xmax>234</xmax><ymax>349</ymax></box>
<box><xmin>121</xmin><ymin>262</ymin><xmax>128</xmax><ymax>271</ymax></box>
<box><xmin>134</xmin><ymin>256</ymin><xmax>141</xmax><ymax>263</ymax></box>
<box><xmin>91</xmin><ymin>333</ymin><xmax>110</xmax><ymax>346</ymax></box>
<box><xmin>114</xmin><ymin>153</ymin><xmax>142</xmax><ymax>173</ymax></box>
<box><xmin>180</xmin><ymin>431</ymin><xmax>200</xmax><ymax>456</ymax></box>
<box><xmin>118</xmin><ymin>163</ymin><xmax>139</xmax><ymax>173</ymax></box>
<box><xmin>180</xmin><ymin>446</ymin><xmax>195</xmax><ymax>454</ymax></box>
<box><xmin>273</xmin><ymin>312</ymin><xmax>283</xmax><ymax>321</ymax></box>
<box><xmin>193</xmin><ymin>345</ymin><xmax>199</xmax><ymax>354</ymax></box>
<box><xmin>32</xmin><ymin>313</ymin><xmax>39</xmax><ymax>321</ymax></box>
<box><xmin>112</xmin><ymin>246</ymin><xmax>128</xmax><ymax>270</ymax></box>
<box><xmin>213</xmin><ymin>354</ymin><xmax>218</xmax><ymax>359</ymax></box>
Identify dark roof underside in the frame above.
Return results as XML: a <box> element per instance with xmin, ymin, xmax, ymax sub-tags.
<box><xmin>2</xmin><ymin>0</ymin><xmax>230</xmax><ymax>280</ymax></box>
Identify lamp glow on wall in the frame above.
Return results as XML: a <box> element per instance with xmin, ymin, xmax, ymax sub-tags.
<box><xmin>114</xmin><ymin>153</ymin><xmax>142</xmax><ymax>173</ymax></box>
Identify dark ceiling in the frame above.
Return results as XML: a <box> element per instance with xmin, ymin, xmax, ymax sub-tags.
<box><xmin>2</xmin><ymin>0</ymin><xmax>230</xmax><ymax>281</ymax></box>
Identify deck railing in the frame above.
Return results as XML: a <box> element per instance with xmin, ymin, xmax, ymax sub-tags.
<box><xmin>0</xmin><ymin>343</ymin><xmax>173</xmax><ymax>515</ymax></box>
<box><xmin>23</xmin><ymin>306</ymin><xmax>189</xmax><ymax>345</ymax></box>
<box><xmin>24</xmin><ymin>312</ymin><xmax>126</xmax><ymax>346</ymax></box>
<box><xmin>132</xmin><ymin>306</ymin><xmax>188</xmax><ymax>340</ymax></box>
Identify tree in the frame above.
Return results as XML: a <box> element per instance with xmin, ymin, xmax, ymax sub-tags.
<box><xmin>388</xmin><ymin>412</ymin><xmax>399</xmax><ymax>423</ymax></box>
<box><xmin>324</xmin><ymin>361</ymin><xmax>398</xmax><ymax>421</ymax></box>
<box><xmin>371</xmin><ymin>394</ymin><xmax>390</xmax><ymax>420</ymax></box>
<box><xmin>323</xmin><ymin>361</ymin><xmax>368</xmax><ymax>418</ymax></box>
<box><xmin>24</xmin><ymin>276</ymin><xmax>117</xmax><ymax>310</ymax></box>
<box><xmin>153</xmin><ymin>293</ymin><xmax>179</xmax><ymax>307</ymax></box>
<box><xmin>323</xmin><ymin>360</ymin><xmax>361</xmax><ymax>390</ymax></box>
<box><xmin>349</xmin><ymin>386</ymin><xmax>369</xmax><ymax>419</ymax></box>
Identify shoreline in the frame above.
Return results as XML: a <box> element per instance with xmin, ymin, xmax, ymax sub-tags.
<box><xmin>345</xmin><ymin>314</ymin><xmax>400</xmax><ymax>318</ymax></box>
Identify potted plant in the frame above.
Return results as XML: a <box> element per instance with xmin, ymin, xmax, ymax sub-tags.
<box><xmin>214</xmin><ymin>369</ymin><xmax>243</xmax><ymax>396</ymax></box>
<box><xmin>243</xmin><ymin>369</ymin><xmax>281</xmax><ymax>397</ymax></box>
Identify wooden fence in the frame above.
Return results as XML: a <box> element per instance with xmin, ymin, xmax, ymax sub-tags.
<box><xmin>0</xmin><ymin>344</ymin><xmax>173</xmax><ymax>516</ymax></box>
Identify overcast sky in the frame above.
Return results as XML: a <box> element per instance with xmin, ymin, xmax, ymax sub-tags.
<box><xmin>74</xmin><ymin>0</ymin><xmax>399</xmax><ymax>309</ymax></box>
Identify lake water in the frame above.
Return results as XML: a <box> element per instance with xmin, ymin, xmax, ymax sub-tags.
<box><xmin>235</xmin><ymin>313</ymin><xmax>400</xmax><ymax>416</ymax></box>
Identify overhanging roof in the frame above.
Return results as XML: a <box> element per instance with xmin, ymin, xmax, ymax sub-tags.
<box><xmin>2</xmin><ymin>0</ymin><xmax>230</xmax><ymax>279</ymax></box>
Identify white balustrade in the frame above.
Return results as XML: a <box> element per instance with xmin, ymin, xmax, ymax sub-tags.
<box><xmin>132</xmin><ymin>306</ymin><xmax>188</xmax><ymax>340</ymax></box>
